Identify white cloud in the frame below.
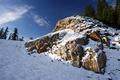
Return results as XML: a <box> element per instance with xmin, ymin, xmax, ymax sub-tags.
<box><xmin>0</xmin><ymin>5</ymin><xmax>32</xmax><ymax>25</ymax></box>
<box><xmin>33</xmin><ymin>14</ymin><xmax>50</xmax><ymax>27</ymax></box>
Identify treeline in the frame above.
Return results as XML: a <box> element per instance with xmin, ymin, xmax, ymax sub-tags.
<box><xmin>84</xmin><ymin>0</ymin><xmax>120</xmax><ymax>28</ymax></box>
<box><xmin>0</xmin><ymin>27</ymin><xmax>24</xmax><ymax>41</ymax></box>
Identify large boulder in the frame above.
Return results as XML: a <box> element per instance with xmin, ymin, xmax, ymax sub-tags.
<box><xmin>82</xmin><ymin>47</ymin><xmax>106</xmax><ymax>73</ymax></box>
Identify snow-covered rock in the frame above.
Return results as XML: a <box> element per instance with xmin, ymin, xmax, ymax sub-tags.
<box><xmin>25</xmin><ymin>15</ymin><xmax>120</xmax><ymax>75</ymax></box>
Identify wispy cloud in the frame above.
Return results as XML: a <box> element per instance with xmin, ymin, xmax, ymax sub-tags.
<box><xmin>32</xmin><ymin>14</ymin><xmax>50</xmax><ymax>27</ymax></box>
<box><xmin>0</xmin><ymin>5</ymin><xmax>32</xmax><ymax>25</ymax></box>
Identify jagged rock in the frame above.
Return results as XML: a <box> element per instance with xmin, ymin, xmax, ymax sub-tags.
<box><xmin>54</xmin><ymin>16</ymin><xmax>97</xmax><ymax>32</ymax></box>
<box><xmin>82</xmin><ymin>48</ymin><xmax>106</xmax><ymax>73</ymax></box>
<box><xmin>88</xmin><ymin>31</ymin><xmax>101</xmax><ymax>41</ymax></box>
<box><xmin>82</xmin><ymin>48</ymin><xmax>100</xmax><ymax>73</ymax></box>
<box><xmin>52</xmin><ymin>45</ymin><xmax>66</xmax><ymax>59</ymax></box>
<box><xmin>54</xmin><ymin>19</ymin><xmax>73</xmax><ymax>31</ymax></box>
<box><xmin>65</xmin><ymin>40</ymin><xmax>84</xmax><ymax>67</ymax></box>
<box><xmin>25</xmin><ymin>33</ymin><xmax>60</xmax><ymax>53</ymax></box>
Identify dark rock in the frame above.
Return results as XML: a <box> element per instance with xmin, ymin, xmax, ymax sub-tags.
<box><xmin>117</xmin><ymin>59</ymin><xmax>120</xmax><ymax>61</ymax></box>
<box><xmin>97</xmin><ymin>51</ymin><xmax>107</xmax><ymax>73</ymax></box>
<box><xmin>75</xmin><ymin>37</ymin><xmax>89</xmax><ymax>45</ymax></box>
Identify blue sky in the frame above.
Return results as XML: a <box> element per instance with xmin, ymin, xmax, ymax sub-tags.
<box><xmin>0</xmin><ymin>0</ymin><xmax>116</xmax><ymax>38</ymax></box>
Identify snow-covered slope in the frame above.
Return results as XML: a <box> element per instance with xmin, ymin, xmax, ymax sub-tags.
<box><xmin>0</xmin><ymin>39</ymin><xmax>120</xmax><ymax>80</ymax></box>
<box><xmin>1</xmin><ymin>16</ymin><xmax>120</xmax><ymax>80</ymax></box>
<box><xmin>0</xmin><ymin>39</ymin><xmax>106</xmax><ymax>80</ymax></box>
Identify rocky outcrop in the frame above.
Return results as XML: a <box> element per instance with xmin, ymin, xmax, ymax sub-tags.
<box><xmin>25</xmin><ymin>16</ymin><xmax>110</xmax><ymax>73</ymax></box>
<box><xmin>25</xmin><ymin>33</ymin><xmax>60</xmax><ymax>53</ymax></box>
<box><xmin>54</xmin><ymin>16</ymin><xmax>103</xmax><ymax>32</ymax></box>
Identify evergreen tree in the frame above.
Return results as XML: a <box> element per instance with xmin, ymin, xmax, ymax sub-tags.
<box><xmin>0</xmin><ymin>27</ymin><xmax>4</xmax><ymax>39</ymax></box>
<box><xmin>115</xmin><ymin>0</ymin><xmax>120</xmax><ymax>26</ymax></box>
<box><xmin>102</xmin><ymin>5</ymin><xmax>113</xmax><ymax>24</ymax></box>
<box><xmin>12</xmin><ymin>28</ymin><xmax>18</xmax><ymax>40</ymax></box>
<box><xmin>96</xmin><ymin>0</ymin><xmax>108</xmax><ymax>21</ymax></box>
<box><xmin>2</xmin><ymin>27</ymin><xmax>8</xmax><ymax>39</ymax></box>
<box><xmin>84</xmin><ymin>5</ymin><xmax>95</xmax><ymax>17</ymax></box>
<box><xmin>111</xmin><ymin>9</ymin><xmax>117</xmax><ymax>26</ymax></box>
<box><xmin>83</xmin><ymin>0</ymin><xmax>120</xmax><ymax>28</ymax></box>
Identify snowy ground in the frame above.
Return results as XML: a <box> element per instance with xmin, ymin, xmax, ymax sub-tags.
<box><xmin>0</xmin><ymin>39</ymin><xmax>120</xmax><ymax>80</ymax></box>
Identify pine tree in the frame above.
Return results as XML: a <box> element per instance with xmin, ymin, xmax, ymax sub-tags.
<box><xmin>0</xmin><ymin>27</ymin><xmax>4</xmax><ymax>39</ymax></box>
<box><xmin>2</xmin><ymin>27</ymin><xmax>8</xmax><ymax>39</ymax></box>
<box><xmin>96</xmin><ymin>0</ymin><xmax>108</xmax><ymax>21</ymax></box>
<box><xmin>102</xmin><ymin>5</ymin><xmax>113</xmax><ymax>24</ymax></box>
<box><xmin>12</xmin><ymin>28</ymin><xmax>18</xmax><ymax>40</ymax></box>
<box><xmin>115</xmin><ymin>0</ymin><xmax>120</xmax><ymax>26</ymax></box>
<box><xmin>111</xmin><ymin>9</ymin><xmax>117</xmax><ymax>26</ymax></box>
<box><xmin>84</xmin><ymin>5</ymin><xmax>95</xmax><ymax>17</ymax></box>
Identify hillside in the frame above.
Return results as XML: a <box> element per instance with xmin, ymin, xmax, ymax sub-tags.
<box><xmin>1</xmin><ymin>16</ymin><xmax>120</xmax><ymax>80</ymax></box>
<box><xmin>0</xmin><ymin>39</ymin><xmax>114</xmax><ymax>80</ymax></box>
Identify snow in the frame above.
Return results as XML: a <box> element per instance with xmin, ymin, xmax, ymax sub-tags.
<box><xmin>0</xmin><ymin>37</ymin><xmax>120</xmax><ymax>80</ymax></box>
<box><xmin>0</xmin><ymin>39</ymin><xmax>106</xmax><ymax>80</ymax></box>
<box><xmin>58</xmin><ymin>29</ymin><xmax>84</xmax><ymax>46</ymax></box>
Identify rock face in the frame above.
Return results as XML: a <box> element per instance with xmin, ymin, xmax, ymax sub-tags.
<box><xmin>65</xmin><ymin>40</ymin><xmax>84</xmax><ymax>67</ymax></box>
<box><xmin>82</xmin><ymin>48</ymin><xmax>106</xmax><ymax>73</ymax></box>
<box><xmin>54</xmin><ymin>19</ymin><xmax>72</xmax><ymax>31</ymax></box>
<box><xmin>53</xmin><ymin>16</ymin><xmax>103</xmax><ymax>32</ymax></box>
